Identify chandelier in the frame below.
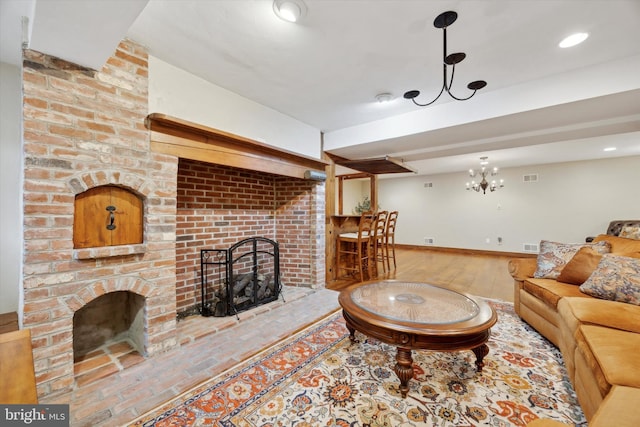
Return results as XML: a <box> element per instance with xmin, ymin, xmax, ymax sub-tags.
<box><xmin>404</xmin><ymin>11</ymin><xmax>487</xmax><ymax>107</ymax></box>
<box><xmin>466</xmin><ymin>157</ymin><xmax>504</xmax><ymax>194</ymax></box>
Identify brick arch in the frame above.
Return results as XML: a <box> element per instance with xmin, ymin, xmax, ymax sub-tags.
<box><xmin>66</xmin><ymin>169</ymin><xmax>157</xmax><ymax>198</ymax></box>
<box><xmin>64</xmin><ymin>276</ymin><xmax>157</xmax><ymax>314</ymax></box>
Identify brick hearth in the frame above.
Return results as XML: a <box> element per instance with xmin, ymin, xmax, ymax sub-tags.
<box><xmin>21</xmin><ymin>39</ymin><xmax>325</xmax><ymax>399</ymax></box>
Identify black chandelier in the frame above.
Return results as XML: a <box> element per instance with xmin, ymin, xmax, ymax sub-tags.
<box><xmin>404</xmin><ymin>11</ymin><xmax>486</xmax><ymax>107</ymax></box>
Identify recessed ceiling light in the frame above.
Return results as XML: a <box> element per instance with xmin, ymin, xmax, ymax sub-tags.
<box><xmin>603</xmin><ymin>147</ymin><xmax>617</xmax><ymax>152</ymax></box>
<box><xmin>559</xmin><ymin>32</ymin><xmax>589</xmax><ymax>48</ymax></box>
<box><xmin>273</xmin><ymin>0</ymin><xmax>307</xmax><ymax>23</ymax></box>
<box><xmin>375</xmin><ymin>93</ymin><xmax>394</xmax><ymax>103</ymax></box>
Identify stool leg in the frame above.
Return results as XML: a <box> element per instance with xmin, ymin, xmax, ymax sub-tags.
<box><xmin>366</xmin><ymin>241</ymin><xmax>378</xmax><ymax>280</ymax></box>
<box><xmin>356</xmin><ymin>240</ymin><xmax>364</xmax><ymax>282</ymax></box>
<box><xmin>337</xmin><ymin>239</ymin><xmax>344</xmax><ymax>279</ymax></box>
<box><xmin>385</xmin><ymin>238</ymin><xmax>391</xmax><ymax>271</ymax></box>
<box><xmin>379</xmin><ymin>238</ymin><xmax>387</xmax><ymax>273</ymax></box>
<box><xmin>390</xmin><ymin>237</ymin><xmax>396</xmax><ymax>269</ymax></box>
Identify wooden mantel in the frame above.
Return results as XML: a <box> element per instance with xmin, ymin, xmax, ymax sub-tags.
<box><xmin>145</xmin><ymin>113</ymin><xmax>328</xmax><ymax>179</ymax></box>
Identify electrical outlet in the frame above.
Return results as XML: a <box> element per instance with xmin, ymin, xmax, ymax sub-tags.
<box><xmin>497</xmin><ymin>237</ymin><xmax>503</xmax><ymax>245</ymax></box>
<box><xmin>485</xmin><ymin>237</ymin><xmax>491</xmax><ymax>244</ymax></box>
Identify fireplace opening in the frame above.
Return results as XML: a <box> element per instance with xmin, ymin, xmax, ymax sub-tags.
<box><xmin>201</xmin><ymin>237</ymin><xmax>283</xmax><ymax>318</ymax></box>
<box><xmin>73</xmin><ymin>291</ymin><xmax>146</xmax><ymax>363</ymax></box>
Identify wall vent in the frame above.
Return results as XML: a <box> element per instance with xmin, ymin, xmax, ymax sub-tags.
<box><xmin>523</xmin><ymin>174</ymin><xmax>539</xmax><ymax>183</ymax></box>
<box><xmin>523</xmin><ymin>243</ymin><xmax>539</xmax><ymax>253</ymax></box>
<box><xmin>424</xmin><ymin>182</ymin><xmax>434</xmax><ymax>188</ymax></box>
<box><xmin>424</xmin><ymin>237</ymin><xmax>435</xmax><ymax>245</ymax></box>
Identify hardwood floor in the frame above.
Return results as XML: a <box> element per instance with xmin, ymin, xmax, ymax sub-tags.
<box><xmin>328</xmin><ymin>246</ymin><xmax>517</xmax><ymax>303</ymax></box>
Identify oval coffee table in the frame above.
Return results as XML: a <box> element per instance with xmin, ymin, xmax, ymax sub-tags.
<box><xmin>338</xmin><ymin>280</ymin><xmax>498</xmax><ymax>398</ymax></box>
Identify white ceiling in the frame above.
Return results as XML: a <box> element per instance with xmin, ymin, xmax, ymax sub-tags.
<box><xmin>2</xmin><ymin>0</ymin><xmax>639</xmax><ymax>176</ymax></box>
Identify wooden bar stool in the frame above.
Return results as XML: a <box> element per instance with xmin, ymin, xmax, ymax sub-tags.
<box><xmin>337</xmin><ymin>212</ymin><xmax>374</xmax><ymax>282</ymax></box>
<box><xmin>384</xmin><ymin>211</ymin><xmax>398</xmax><ymax>270</ymax></box>
<box><xmin>372</xmin><ymin>210</ymin><xmax>388</xmax><ymax>275</ymax></box>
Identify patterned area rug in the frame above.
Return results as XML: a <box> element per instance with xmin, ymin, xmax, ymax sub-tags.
<box><xmin>131</xmin><ymin>300</ymin><xmax>586</xmax><ymax>426</ymax></box>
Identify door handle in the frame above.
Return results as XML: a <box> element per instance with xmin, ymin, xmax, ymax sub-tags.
<box><xmin>106</xmin><ymin>205</ymin><xmax>116</xmax><ymax>230</ymax></box>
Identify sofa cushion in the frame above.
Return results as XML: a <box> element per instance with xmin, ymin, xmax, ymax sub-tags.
<box><xmin>523</xmin><ymin>279</ymin><xmax>589</xmax><ymax>308</ymax></box>
<box><xmin>557</xmin><ymin>247</ymin><xmax>603</xmax><ymax>285</ymax></box>
<box><xmin>580</xmin><ymin>255</ymin><xmax>640</xmax><ymax>305</ymax></box>
<box><xmin>593</xmin><ymin>234</ymin><xmax>640</xmax><ymax>253</ymax></box>
<box><xmin>575</xmin><ymin>325</ymin><xmax>640</xmax><ymax>395</ymax></box>
<box><xmin>534</xmin><ymin>240</ymin><xmax>610</xmax><ymax>279</ymax></box>
<box><xmin>558</xmin><ymin>297</ymin><xmax>640</xmax><ymax>334</ymax></box>
<box><xmin>589</xmin><ymin>386</ymin><xmax>640</xmax><ymax>427</ymax></box>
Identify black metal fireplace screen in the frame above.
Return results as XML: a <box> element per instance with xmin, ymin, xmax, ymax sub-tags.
<box><xmin>200</xmin><ymin>237</ymin><xmax>283</xmax><ymax>318</ymax></box>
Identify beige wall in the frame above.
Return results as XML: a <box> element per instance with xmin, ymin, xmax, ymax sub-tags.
<box><xmin>379</xmin><ymin>156</ymin><xmax>640</xmax><ymax>253</ymax></box>
<box><xmin>148</xmin><ymin>56</ymin><xmax>322</xmax><ymax>160</ymax></box>
<box><xmin>0</xmin><ymin>62</ymin><xmax>22</xmax><ymax>315</ymax></box>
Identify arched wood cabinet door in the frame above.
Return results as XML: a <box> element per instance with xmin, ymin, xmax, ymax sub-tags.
<box><xmin>73</xmin><ymin>186</ymin><xmax>143</xmax><ymax>249</ymax></box>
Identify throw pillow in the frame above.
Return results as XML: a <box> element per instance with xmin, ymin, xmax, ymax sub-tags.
<box><xmin>580</xmin><ymin>254</ymin><xmax>640</xmax><ymax>306</ymax></box>
<box><xmin>557</xmin><ymin>247</ymin><xmax>603</xmax><ymax>285</ymax></box>
<box><xmin>533</xmin><ymin>240</ymin><xmax>611</xmax><ymax>279</ymax></box>
<box><xmin>619</xmin><ymin>225</ymin><xmax>640</xmax><ymax>240</ymax></box>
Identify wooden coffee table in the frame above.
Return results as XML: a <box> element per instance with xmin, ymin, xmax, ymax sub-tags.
<box><xmin>338</xmin><ymin>280</ymin><xmax>498</xmax><ymax>398</ymax></box>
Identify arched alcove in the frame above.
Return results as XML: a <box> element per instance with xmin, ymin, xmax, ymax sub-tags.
<box><xmin>73</xmin><ymin>291</ymin><xmax>146</xmax><ymax>362</ymax></box>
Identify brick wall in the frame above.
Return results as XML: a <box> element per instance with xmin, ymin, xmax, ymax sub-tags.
<box><xmin>275</xmin><ymin>177</ymin><xmax>325</xmax><ymax>288</ymax></box>
<box><xmin>22</xmin><ymin>40</ymin><xmax>178</xmax><ymax>397</ymax></box>
<box><xmin>176</xmin><ymin>160</ymin><xmax>325</xmax><ymax>314</ymax></box>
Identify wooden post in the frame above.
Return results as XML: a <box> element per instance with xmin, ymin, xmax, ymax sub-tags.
<box><xmin>370</xmin><ymin>174</ymin><xmax>379</xmax><ymax>212</ymax></box>
<box><xmin>323</xmin><ymin>143</ymin><xmax>337</xmax><ymax>283</ymax></box>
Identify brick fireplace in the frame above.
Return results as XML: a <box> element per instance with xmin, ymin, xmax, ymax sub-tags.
<box><xmin>176</xmin><ymin>160</ymin><xmax>325</xmax><ymax>316</ymax></box>
<box><xmin>21</xmin><ymin>39</ymin><xmax>326</xmax><ymax>398</ymax></box>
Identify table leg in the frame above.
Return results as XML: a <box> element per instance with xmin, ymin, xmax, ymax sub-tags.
<box><xmin>342</xmin><ymin>315</ymin><xmax>359</xmax><ymax>343</ymax></box>
<box><xmin>394</xmin><ymin>347</ymin><xmax>413</xmax><ymax>398</ymax></box>
<box><xmin>472</xmin><ymin>344</ymin><xmax>489</xmax><ymax>372</ymax></box>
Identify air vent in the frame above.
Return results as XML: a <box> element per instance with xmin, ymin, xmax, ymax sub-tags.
<box><xmin>424</xmin><ymin>237</ymin><xmax>435</xmax><ymax>245</ymax></box>
<box><xmin>523</xmin><ymin>174</ymin><xmax>539</xmax><ymax>183</ymax></box>
<box><xmin>523</xmin><ymin>243</ymin><xmax>539</xmax><ymax>253</ymax></box>
<box><xmin>424</xmin><ymin>182</ymin><xmax>433</xmax><ymax>188</ymax></box>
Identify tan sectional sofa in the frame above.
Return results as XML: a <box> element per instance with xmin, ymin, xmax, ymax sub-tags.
<box><xmin>508</xmin><ymin>227</ymin><xmax>640</xmax><ymax>427</ymax></box>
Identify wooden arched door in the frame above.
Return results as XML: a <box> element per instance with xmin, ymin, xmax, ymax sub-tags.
<box><xmin>73</xmin><ymin>186</ymin><xmax>143</xmax><ymax>249</ymax></box>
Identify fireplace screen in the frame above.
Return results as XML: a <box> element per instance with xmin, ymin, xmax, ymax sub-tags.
<box><xmin>201</xmin><ymin>237</ymin><xmax>283</xmax><ymax>318</ymax></box>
